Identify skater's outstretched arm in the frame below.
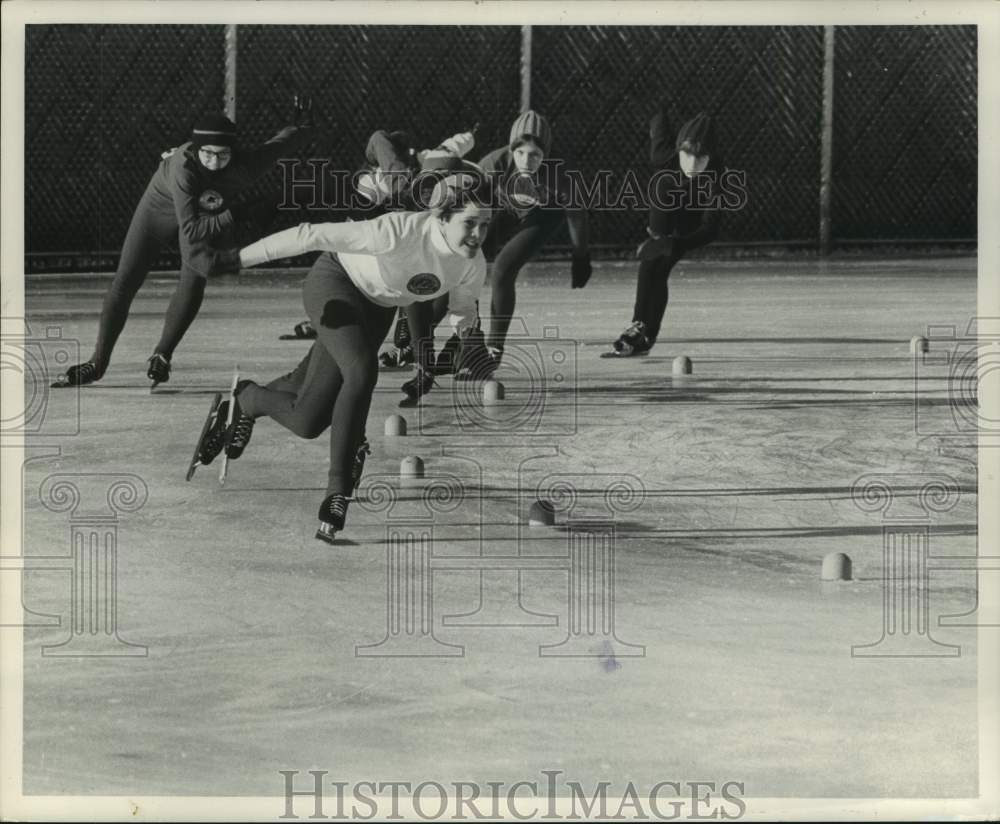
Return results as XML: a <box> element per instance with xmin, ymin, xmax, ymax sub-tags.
<box><xmin>241</xmin><ymin>96</ymin><xmax>319</xmax><ymax>177</ymax></box>
<box><xmin>241</xmin><ymin>125</ymin><xmax>317</xmax><ymax>178</ymax></box>
<box><xmin>238</xmin><ymin>217</ymin><xmax>399</xmax><ymax>267</ymax></box>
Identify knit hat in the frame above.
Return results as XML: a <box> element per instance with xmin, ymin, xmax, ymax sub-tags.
<box><xmin>675</xmin><ymin>113</ymin><xmax>716</xmax><ymax>157</ymax></box>
<box><xmin>509</xmin><ymin>110</ymin><xmax>552</xmax><ymax>156</ymax></box>
<box><xmin>191</xmin><ymin>114</ymin><xmax>237</xmax><ymax>149</ymax></box>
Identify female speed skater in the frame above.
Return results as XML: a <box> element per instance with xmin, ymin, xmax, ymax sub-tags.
<box><xmin>55</xmin><ymin>98</ymin><xmax>316</xmax><ymax>389</ymax></box>
<box><xmin>284</xmin><ymin>123</ymin><xmax>479</xmax><ymax>362</ymax></box>
<box><xmin>192</xmin><ymin>172</ymin><xmax>492</xmax><ymax>544</ymax></box>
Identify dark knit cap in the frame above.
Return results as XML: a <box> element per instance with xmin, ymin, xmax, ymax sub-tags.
<box><xmin>191</xmin><ymin>114</ymin><xmax>237</xmax><ymax>149</ymax></box>
<box><xmin>675</xmin><ymin>113</ymin><xmax>716</xmax><ymax>156</ymax></box>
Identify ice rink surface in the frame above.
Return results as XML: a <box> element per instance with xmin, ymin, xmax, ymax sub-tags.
<box><xmin>18</xmin><ymin>256</ymin><xmax>980</xmax><ymax>797</ymax></box>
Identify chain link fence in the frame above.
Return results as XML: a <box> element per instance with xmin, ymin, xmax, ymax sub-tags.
<box><xmin>24</xmin><ymin>24</ymin><xmax>976</xmax><ymax>271</ymax></box>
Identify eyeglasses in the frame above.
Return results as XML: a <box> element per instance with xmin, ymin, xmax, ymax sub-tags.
<box><xmin>198</xmin><ymin>148</ymin><xmax>232</xmax><ymax>162</ymax></box>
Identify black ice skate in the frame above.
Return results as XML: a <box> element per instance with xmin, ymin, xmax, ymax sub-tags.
<box><xmin>280</xmin><ymin>320</ymin><xmax>317</xmax><ymax>341</ymax></box>
<box><xmin>147</xmin><ymin>352</ymin><xmax>171</xmax><ymax>390</ymax></box>
<box><xmin>51</xmin><ymin>360</ymin><xmax>101</xmax><ymax>388</ymax></box>
<box><xmin>316</xmin><ymin>493</ymin><xmax>349</xmax><ymax>545</ymax></box>
<box><xmin>379</xmin><ymin>344</ymin><xmax>415</xmax><ymax>369</ymax></box>
<box><xmin>454</xmin><ymin>330</ymin><xmax>499</xmax><ymax>381</ymax></box>
<box><xmin>186</xmin><ymin>392</ymin><xmax>225</xmax><ymax>481</ymax></box>
<box><xmin>603</xmin><ymin>321</ymin><xmax>652</xmax><ymax>358</ymax></box>
<box><xmin>223</xmin><ymin>380</ymin><xmax>256</xmax><ymax>461</ymax></box>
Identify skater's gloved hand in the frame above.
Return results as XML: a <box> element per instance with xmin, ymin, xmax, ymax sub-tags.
<box><xmin>571</xmin><ymin>250</ymin><xmax>592</xmax><ymax>289</ymax></box>
<box><xmin>292</xmin><ymin>93</ymin><xmax>315</xmax><ymax>128</ymax></box>
<box><xmin>401</xmin><ymin>367</ymin><xmax>435</xmax><ymax>400</ymax></box>
<box><xmin>636</xmin><ymin>227</ymin><xmax>675</xmax><ymax>261</ymax></box>
<box><xmin>160</xmin><ymin>146</ymin><xmax>179</xmax><ymax>160</ymax></box>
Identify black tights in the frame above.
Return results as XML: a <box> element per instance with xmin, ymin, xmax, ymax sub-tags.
<box><xmin>631</xmin><ymin>254</ymin><xmax>680</xmax><ymax>343</ymax></box>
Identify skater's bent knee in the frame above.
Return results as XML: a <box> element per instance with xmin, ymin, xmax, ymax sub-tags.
<box><xmin>295</xmin><ymin>418</ymin><xmax>330</xmax><ymax>440</ymax></box>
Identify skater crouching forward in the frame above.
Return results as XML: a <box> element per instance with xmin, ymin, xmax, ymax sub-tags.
<box><xmin>196</xmin><ymin>173</ymin><xmax>491</xmax><ymax>544</ymax></box>
<box><xmin>57</xmin><ymin>100</ymin><xmax>316</xmax><ymax>388</ymax></box>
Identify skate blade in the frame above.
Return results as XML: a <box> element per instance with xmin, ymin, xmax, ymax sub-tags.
<box><xmin>315</xmin><ymin>522</ymin><xmax>339</xmax><ymax>545</ymax></box>
<box><xmin>218</xmin><ymin>367</ymin><xmax>241</xmax><ymax>486</ymax></box>
<box><xmin>600</xmin><ymin>349</ymin><xmax>649</xmax><ymax>359</ymax></box>
<box><xmin>186</xmin><ymin>392</ymin><xmax>223</xmax><ymax>481</ymax></box>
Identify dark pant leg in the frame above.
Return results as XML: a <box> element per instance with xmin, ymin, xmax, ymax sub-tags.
<box><xmin>90</xmin><ymin>202</ymin><xmax>175</xmax><ymax>371</ymax></box>
<box><xmin>239</xmin><ymin>254</ymin><xmax>395</xmax><ymax>496</ymax></box>
<box><xmin>632</xmin><ymin>254</ymin><xmax>680</xmax><ymax>343</ymax></box>
<box><xmin>153</xmin><ymin>263</ymin><xmax>207</xmax><ymax>358</ymax></box>
<box><xmin>404</xmin><ymin>300</ymin><xmax>435</xmax><ymax>369</ymax></box>
<box><xmin>430</xmin><ymin>294</ymin><xmax>451</xmax><ymax>326</ymax></box>
<box><xmin>487</xmin><ymin>207</ymin><xmax>565</xmax><ymax>352</ymax></box>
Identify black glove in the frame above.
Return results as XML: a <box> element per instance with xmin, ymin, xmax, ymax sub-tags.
<box><xmin>401</xmin><ymin>367</ymin><xmax>435</xmax><ymax>400</ymax></box>
<box><xmin>293</xmin><ymin>93</ymin><xmax>314</xmax><ymax>128</ymax></box>
<box><xmin>571</xmin><ymin>251</ymin><xmax>592</xmax><ymax>289</ymax></box>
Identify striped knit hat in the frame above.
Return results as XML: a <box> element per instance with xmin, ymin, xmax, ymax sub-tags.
<box><xmin>191</xmin><ymin>114</ymin><xmax>237</xmax><ymax>148</ymax></box>
<box><xmin>675</xmin><ymin>112</ymin><xmax>716</xmax><ymax>156</ymax></box>
<box><xmin>509</xmin><ymin>110</ymin><xmax>552</xmax><ymax>156</ymax></box>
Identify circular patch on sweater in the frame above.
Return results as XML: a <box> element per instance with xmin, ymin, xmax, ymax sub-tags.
<box><xmin>406</xmin><ymin>273</ymin><xmax>441</xmax><ymax>296</ymax></box>
<box><xmin>199</xmin><ymin>189</ymin><xmax>225</xmax><ymax>212</ymax></box>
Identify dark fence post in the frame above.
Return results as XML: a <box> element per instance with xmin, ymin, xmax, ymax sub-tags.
<box><xmin>224</xmin><ymin>24</ymin><xmax>237</xmax><ymax>121</ymax></box>
<box><xmin>520</xmin><ymin>25</ymin><xmax>532</xmax><ymax>113</ymax></box>
<box><xmin>819</xmin><ymin>25</ymin><xmax>835</xmax><ymax>255</ymax></box>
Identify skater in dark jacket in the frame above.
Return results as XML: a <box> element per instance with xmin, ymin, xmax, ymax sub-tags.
<box><xmin>610</xmin><ymin>106</ymin><xmax>725</xmax><ymax>356</ymax></box>
<box><xmin>56</xmin><ymin>102</ymin><xmax>316</xmax><ymax>388</ymax></box>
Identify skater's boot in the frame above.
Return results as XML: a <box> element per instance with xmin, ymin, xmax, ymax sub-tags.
<box><xmin>146</xmin><ymin>352</ymin><xmax>172</xmax><ymax>386</ymax></box>
<box><xmin>53</xmin><ymin>360</ymin><xmax>102</xmax><ymax>388</ymax></box>
<box><xmin>454</xmin><ymin>329</ymin><xmax>498</xmax><ymax>380</ymax></box>
<box><xmin>393</xmin><ymin>312</ymin><xmax>411</xmax><ymax>349</ymax></box>
<box><xmin>316</xmin><ymin>493</ymin><xmax>349</xmax><ymax>545</ymax></box>
<box><xmin>224</xmin><ymin>380</ymin><xmax>256</xmax><ymax>459</ymax></box>
<box><xmin>612</xmin><ymin>321</ymin><xmax>652</xmax><ymax>356</ymax></box>
<box><xmin>352</xmin><ymin>436</ymin><xmax>372</xmax><ymax>492</ymax></box>
<box><xmin>431</xmin><ymin>332</ymin><xmax>461</xmax><ymax>376</ymax></box>
<box><xmin>196</xmin><ymin>400</ymin><xmax>230</xmax><ymax>466</ymax></box>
